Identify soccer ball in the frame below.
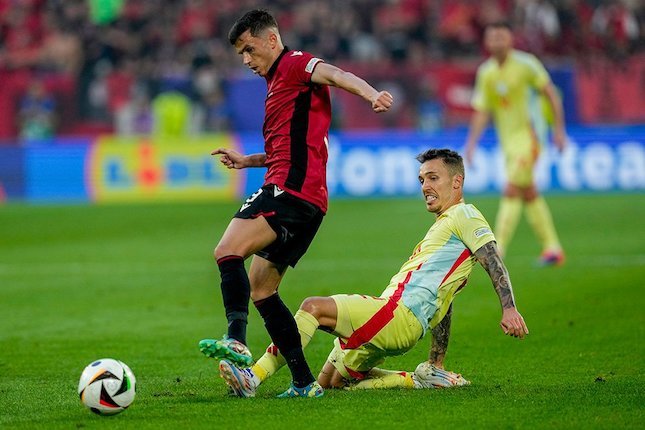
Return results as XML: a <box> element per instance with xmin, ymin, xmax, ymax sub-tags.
<box><xmin>78</xmin><ymin>358</ymin><xmax>136</xmax><ymax>415</ymax></box>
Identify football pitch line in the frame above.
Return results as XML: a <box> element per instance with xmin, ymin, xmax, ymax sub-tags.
<box><xmin>0</xmin><ymin>254</ymin><xmax>644</xmax><ymax>276</ymax></box>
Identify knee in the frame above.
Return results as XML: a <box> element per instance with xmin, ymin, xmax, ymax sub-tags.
<box><xmin>250</xmin><ymin>286</ymin><xmax>276</xmax><ymax>303</ymax></box>
<box><xmin>330</xmin><ymin>372</ymin><xmax>347</xmax><ymax>389</ymax></box>
<box><xmin>317</xmin><ymin>367</ymin><xmax>331</xmax><ymax>389</ymax></box>
<box><xmin>318</xmin><ymin>376</ymin><xmax>346</xmax><ymax>390</ymax></box>
<box><xmin>317</xmin><ymin>379</ymin><xmax>330</xmax><ymax>389</ymax></box>
<box><xmin>317</xmin><ymin>362</ymin><xmax>341</xmax><ymax>389</ymax></box>
<box><xmin>503</xmin><ymin>185</ymin><xmax>521</xmax><ymax>198</ymax></box>
<box><xmin>214</xmin><ymin>243</ymin><xmax>239</xmax><ymax>261</ymax></box>
<box><xmin>523</xmin><ymin>187</ymin><xmax>539</xmax><ymax>202</ymax></box>
<box><xmin>300</xmin><ymin>297</ymin><xmax>324</xmax><ymax>319</ymax></box>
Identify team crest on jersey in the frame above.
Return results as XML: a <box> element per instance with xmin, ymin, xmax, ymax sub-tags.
<box><xmin>495</xmin><ymin>81</ymin><xmax>508</xmax><ymax>96</ymax></box>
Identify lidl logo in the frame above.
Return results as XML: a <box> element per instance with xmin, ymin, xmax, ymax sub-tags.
<box><xmin>89</xmin><ymin>135</ymin><xmax>241</xmax><ymax>202</ymax></box>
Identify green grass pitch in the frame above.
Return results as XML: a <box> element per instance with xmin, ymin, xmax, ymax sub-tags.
<box><xmin>1</xmin><ymin>194</ymin><xmax>643</xmax><ymax>429</ymax></box>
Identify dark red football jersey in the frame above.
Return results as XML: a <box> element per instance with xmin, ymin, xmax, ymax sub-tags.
<box><xmin>262</xmin><ymin>48</ymin><xmax>331</xmax><ymax>213</ymax></box>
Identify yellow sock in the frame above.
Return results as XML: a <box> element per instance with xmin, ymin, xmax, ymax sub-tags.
<box><xmin>495</xmin><ymin>197</ymin><xmax>523</xmax><ymax>256</ymax></box>
<box><xmin>252</xmin><ymin>309</ymin><xmax>319</xmax><ymax>383</ymax></box>
<box><xmin>294</xmin><ymin>309</ymin><xmax>320</xmax><ymax>349</ymax></box>
<box><xmin>525</xmin><ymin>197</ymin><xmax>561</xmax><ymax>252</ymax></box>
<box><xmin>251</xmin><ymin>360</ymin><xmax>271</xmax><ymax>382</ymax></box>
<box><xmin>350</xmin><ymin>368</ymin><xmax>415</xmax><ymax>390</ymax></box>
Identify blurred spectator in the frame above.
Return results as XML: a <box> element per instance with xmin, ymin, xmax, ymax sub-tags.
<box><xmin>176</xmin><ymin>0</ymin><xmax>217</xmax><ymax>45</ymax></box>
<box><xmin>200</xmin><ymin>85</ymin><xmax>230</xmax><ymax>133</ymax></box>
<box><xmin>638</xmin><ymin>2</ymin><xmax>645</xmax><ymax>53</ymax></box>
<box><xmin>191</xmin><ymin>63</ymin><xmax>229</xmax><ymax>132</ymax></box>
<box><xmin>374</xmin><ymin>0</ymin><xmax>425</xmax><ymax>61</ymax></box>
<box><xmin>0</xmin><ymin>0</ymin><xmax>643</xmax><ymax>138</ymax></box>
<box><xmin>87</xmin><ymin>0</ymin><xmax>125</xmax><ymax>26</ymax></box>
<box><xmin>556</xmin><ymin>0</ymin><xmax>597</xmax><ymax>58</ymax></box>
<box><xmin>514</xmin><ymin>0</ymin><xmax>561</xmax><ymax>55</ymax></box>
<box><xmin>106</xmin><ymin>58</ymin><xmax>136</xmax><ymax>117</ymax></box>
<box><xmin>415</xmin><ymin>77</ymin><xmax>444</xmax><ymax>133</ymax></box>
<box><xmin>18</xmin><ymin>78</ymin><xmax>56</xmax><ymax>140</ymax></box>
<box><xmin>592</xmin><ymin>0</ymin><xmax>640</xmax><ymax>59</ymax></box>
<box><xmin>115</xmin><ymin>83</ymin><xmax>152</xmax><ymax>135</ymax></box>
<box><xmin>152</xmin><ymin>90</ymin><xmax>191</xmax><ymax>137</ymax></box>
<box><xmin>38</xmin><ymin>12</ymin><xmax>83</xmax><ymax>75</ymax></box>
<box><xmin>436</xmin><ymin>0</ymin><xmax>480</xmax><ymax>57</ymax></box>
<box><xmin>86</xmin><ymin>59</ymin><xmax>111</xmax><ymax>120</ymax></box>
<box><xmin>1</xmin><ymin>0</ymin><xmax>44</xmax><ymax>70</ymax></box>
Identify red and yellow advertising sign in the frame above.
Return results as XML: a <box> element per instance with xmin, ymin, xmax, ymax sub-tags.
<box><xmin>88</xmin><ymin>135</ymin><xmax>242</xmax><ymax>203</ymax></box>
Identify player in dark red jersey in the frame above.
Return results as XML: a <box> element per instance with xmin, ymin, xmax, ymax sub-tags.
<box><xmin>199</xmin><ymin>9</ymin><xmax>393</xmax><ymax>398</ymax></box>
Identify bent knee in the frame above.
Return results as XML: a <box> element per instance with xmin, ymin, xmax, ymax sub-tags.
<box><xmin>300</xmin><ymin>297</ymin><xmax>326</xmax><ymax>318</ymax></box>
<box><xmin>213</xmin><ymin>244</ymin><xmax>243</xmax><ymax>261</ymax></box>
<box><xmin>317</xmin><ymin>375</ymin><xmax>331</xmax><ymax>389</ymax></box>
<box><xmin>300</xmin><ymin>296</ymin><xmax>337</xmax><ymax>329</ymax></box>
<box><xmin>317</xmin><ymin>362</ymin><xmax>343</xmax><ymax>389</ymax></box>
<box><xmin>213</xmin><ymin>242</ymin><xmax>250</xmax><ymax>261</ymax></box>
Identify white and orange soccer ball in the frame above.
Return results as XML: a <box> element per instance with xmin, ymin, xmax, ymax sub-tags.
<box><xmin>78</xmin><ymin>358</ymin><xmax>136</xmax><ymax>415</ymax></box>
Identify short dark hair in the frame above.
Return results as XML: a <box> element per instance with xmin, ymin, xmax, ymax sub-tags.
<box><xmin>228</xmin><ymin>9</ymin><xmax>278</xmax><ymax>45</ymax></box>
<box><xmin>485</xmin><ymin>20</ymin><xmax>513</xmax><ymax>32</ymax></box>
<box><xmin>416</xmin><ymin>148</ymin><xmax>465</xmax><ymax>179</ymax></box>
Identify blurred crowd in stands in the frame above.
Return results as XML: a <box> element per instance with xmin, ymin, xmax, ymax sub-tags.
<box><xmin>0</xmin><ymin>0</ymin><xmax>643</xmax><ymax>139</ymax></box>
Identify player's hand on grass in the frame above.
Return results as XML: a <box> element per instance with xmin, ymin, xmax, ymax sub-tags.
<box><xmin>371</xmin><ymin>91</ymin><xmax>393</xmax><ymax>113</ymax></box>
<box><xmin>500</xmin><ymin>307</ymin><xmax>529</xmax><ymax>339</ymax></box>
<box><xmin>434</xmin><ymin>366</ymin><xmax>470</xmax><ymax>387</ymax></box>
<box><xmin>443</xmin><ymin>369</ymin><xmax>470</xmax><ymax>387</ymax></box>
<box><xmin>415</xmin><ymin>362</ymin><xmax>471</xmax><ymax>388</ymax></box>
<box><xmin>211</xmin><ymin>148</ymin><xmax>246</xmax><ymax>169</ymax></box>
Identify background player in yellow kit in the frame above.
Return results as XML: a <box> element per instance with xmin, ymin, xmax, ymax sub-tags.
<box><xmin>217</xmin><ymin>149</ymin><xmax>528</xmax><ymax>397</ymax></box>
<box><xmin>464</xmin><ymin>21</ymin><xmax>566</xmax><ymax>266</ymax></box>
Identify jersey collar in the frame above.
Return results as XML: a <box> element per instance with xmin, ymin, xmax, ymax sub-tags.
<box><xmin>266</xmin><ymin>46</ymin><xmax>289</xmax><ymax>80</ymax></box>
<box><xmin>437</xmin><ymin>201</ymin><xmax>465</xmax><ymax>219</ymax></box>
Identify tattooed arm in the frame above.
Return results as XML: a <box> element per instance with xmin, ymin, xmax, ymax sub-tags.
<box><xmin>474</xmin><ymin>241</ymin><xmax>529</xmax><ymax>339</ymax></box>
<box><xmin>428</xmin><ymin>304</ymin><xmax>452</xmax><ymax>369</ymax></box>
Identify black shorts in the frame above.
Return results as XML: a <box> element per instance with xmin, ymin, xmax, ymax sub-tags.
<box><xmin>234</xmin><ymin>184</ymin><xmax>325</xmax><ymax>267</ymax></box>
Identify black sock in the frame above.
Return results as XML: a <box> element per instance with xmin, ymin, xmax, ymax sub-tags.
<box><xmin>217</xmin><ymin>255</ymin><xmax>250</xmax><ymax>345</ymax></box>
<box><xmin>254</xmin><ymin>293</ymin><xmax>315</xmax><ymax>388</ymax></box>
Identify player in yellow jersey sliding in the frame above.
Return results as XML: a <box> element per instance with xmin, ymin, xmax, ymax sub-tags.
<box><xmin>208</xmin><ymin>149</ymin><xmax>528</xmax><ymax>397</ymax></box>
<box><xmin>465</xmin><ymin>21</ymin><xmax>566</xmax><ymax>266</ymax></box>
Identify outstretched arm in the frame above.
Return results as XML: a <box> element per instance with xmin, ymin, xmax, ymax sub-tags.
<box><xmin>474</xmin><ymin>241</ymin><xmax>529</xmax><ymax>339</ymax></box>
<box><xmin>210</xmin><ymin>148</ymin><xmax>266</xmax><ymax>169</ymax></box>
<box><xmin>541</xmin><ymin>83</ymin><xmax>566</xmax><ymax>152</ymax></box>
<box><xmin>464</xmin><ymin>110</ymin><xmax>490</xmax><ymax>165</ymax></box>
<box><xmin>310</xmin><ymin>62</ymin><xmax>393</xmax><ymax>113</ymax></box>
<box><xmin>428</xmin><ymin>303</ymin><xmax>452</xmax><ymax>369</ymax></box>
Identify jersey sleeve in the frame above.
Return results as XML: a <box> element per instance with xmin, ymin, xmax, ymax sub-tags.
<box><xmin>288</xmin><ymin>51</ymin><xmax>325</xmax><ymax>84</ymax></box>
<box><xmin>471</xmin><ymin>65</ymin><xmax>492</xmax><ymax>112</ymax></box>
<box><xmin>526</xmin><ymin>54</ymin><xmax>551</xmax><ymax>90</ymax></box>
<box><xmin>452</xmin><ymin>205</ymin><xmax>496</xmax><ymax>253</ymax></box>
